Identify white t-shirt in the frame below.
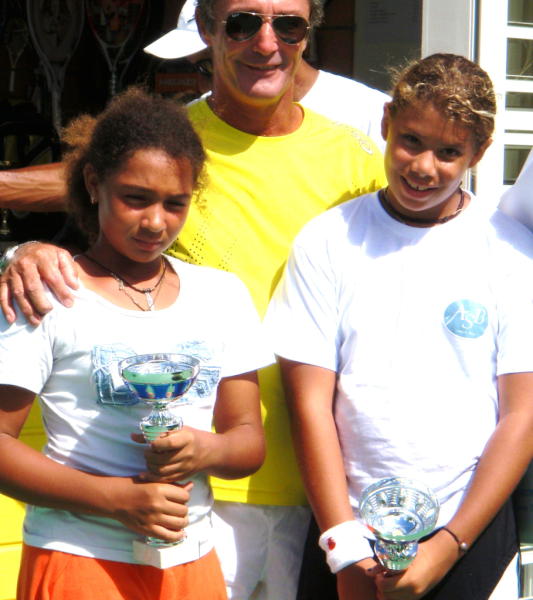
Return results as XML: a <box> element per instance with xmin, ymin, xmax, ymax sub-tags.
<box><xmin>300</xmin><ymin>71</ymin><xmax>390</xmax><ymax>155</ymax></box>
<box><xmin>0</xmin><ymin>257</ymin><xmax>273</xmax><ymax>563</ymax></box>
<box><xmin>265</xmin><ymin>191</ymin><xmax>533</xmax><ymax>536</ymax></box>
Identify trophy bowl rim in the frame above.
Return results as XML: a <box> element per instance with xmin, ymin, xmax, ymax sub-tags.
<box><xmin>119</xmin><ymin>353</ymin><xmax>201</xmax><ymax>385</ymax></box>
<box><xmin>359</xmin><ymin>477</ymin><xmax>440</xmax><ymax>542</ymax></box>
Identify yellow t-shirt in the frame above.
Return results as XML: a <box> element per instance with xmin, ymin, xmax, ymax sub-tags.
<box><xmin>167</xmin><ymin>100</ymin><xmax>387</xmax><ymax>505</ymax></box>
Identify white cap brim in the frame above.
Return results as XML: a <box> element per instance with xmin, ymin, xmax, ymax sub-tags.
<box><xmin>144</xmin><ymin>29</ymin><xmax>207</xmax><ymax>59</ymax></box>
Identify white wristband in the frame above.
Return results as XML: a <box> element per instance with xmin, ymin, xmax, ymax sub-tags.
<box><xmin>319</xmin><ymin>520</ymin><xmax>374</xmax><ymax>574</ymax></box>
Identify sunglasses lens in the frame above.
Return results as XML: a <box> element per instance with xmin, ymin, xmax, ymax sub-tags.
<box><xmin>273</xmin><ymin>16</ymin><xmax>308</xmax><ymax>44</ymax></box>
<box><xmin>225</xmin><ymin>13</ymin><xmax>263</xmax><ymax>42</ymax></box>
<box><xmin>196</xmin><ymin>59</ymin><xmax>213</xmax><ymax>76</ymax></box>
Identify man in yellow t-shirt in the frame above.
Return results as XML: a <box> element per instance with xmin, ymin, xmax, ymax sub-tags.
<box><xmin>162</xmin><ymin>47</ymin><xmax>385</xmax><ymax>600</ymax></box>
<box><xmin>0</xmin><ymin>0</ymin><xmax>386</xmax><ymax>598</ymax></box>
<box><xmin>169</xmin><ymin>99</ymin><xmax>385</xmax><ymax>511</ymax></box>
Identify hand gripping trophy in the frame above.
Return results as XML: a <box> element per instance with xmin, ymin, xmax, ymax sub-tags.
<box><xmin>119</xmin><ymin>353</ymin><xmax>201</xmax><ymax>566</ymax></box>
<box><xmin>359</xmin><ymin>477</ymin><xmax>440</xmax><ymax>571</ymax></box>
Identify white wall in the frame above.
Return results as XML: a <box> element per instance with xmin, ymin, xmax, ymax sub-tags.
<box><xmin>421</xmin><ymin>0</ymin><xmax>475</xmax><ymax>58</ymax></box>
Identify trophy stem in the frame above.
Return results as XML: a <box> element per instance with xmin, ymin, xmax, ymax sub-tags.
<box><xmin>140</xmin><ymin>404</ymin><xmax>183</xmax><ymax>443</ymax></box>
<box><xmin>141</xmin><ymin>403</ymin><xmax>184</xmax><ymax>548</ymax></box>
<box><xmin>374</xmin><ymin>539</ymin><xmax>419</xmax><ymax>572</ymax></box>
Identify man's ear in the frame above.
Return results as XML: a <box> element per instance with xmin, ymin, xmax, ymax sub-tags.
<box><xmin>468</xmin><ymin>138</ymin><xmax>493</xmax><ymax>169</ymax></box>
<box><xmin>196</xmin><ymin>7</ymin><xmax>213</xmax><ymax>47</ymax></box>
<box><xmin>381</xmin><ymin>103</ymin><xmax>391</xmax><ymax>143</ymax></box>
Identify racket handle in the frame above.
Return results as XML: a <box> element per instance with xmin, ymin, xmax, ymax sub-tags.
<box><xmin>109</xmin><ymin>71</ymin><xmax>117</xmax><ymax>97</ymax></box>
<box><xmin>9</xmin><ymin>70</ymin><xmax>15</xmax><ymax>93</ymax></box>
<box><xmin>52</xmin><ymin>90</ymin><xmax>61</xmax><ymax>132</ymax></box>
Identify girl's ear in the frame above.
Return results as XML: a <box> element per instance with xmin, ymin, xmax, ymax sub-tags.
<box><xmin>381</xmin><ymin>103</ymin><xmax>392</xmax><ymax>142</ymax></box>
<box><xmin>469</xmin><ymin>138</ymin><xmax>493</xmax><ymax>169</ymax></box>
<box><xmin>196</xmin><ymin>7</ymin><xmax>213</xmax><ymax>47</ymax></box>
<box><xmin>83</xmin><ymin>164</ymin><xmax>99</xmax><ymax>203</ymax></box>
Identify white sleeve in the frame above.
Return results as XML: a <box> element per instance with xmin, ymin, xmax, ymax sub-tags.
<box><xmin>264</xmin><ymin>242</ymin><xmax>339</xmax><ymax>371</ymax></box>
<box><xmin>496</xmin><ymin>264</ymin><xmax>533</xmax><ymax>376</ymax></box>
<box><xmin>0</xmin><ymin>309</ymin><xmax>55</xmax><ymax>394</ymax></box>
<box><xmin>499</xmin><ymin>149</ymin><xmax>533</xmax><ymax>231</ymax></box>
<box><xmin>220</xmin><ymin>274</ymin><xmax>275</xmax><ymax>378</ymax></box>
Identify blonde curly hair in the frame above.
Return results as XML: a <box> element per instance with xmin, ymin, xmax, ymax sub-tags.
<box><xmin>388</xmin><ymin>54</ymin><xmax>496</xmax><ymax>149</ymax></box>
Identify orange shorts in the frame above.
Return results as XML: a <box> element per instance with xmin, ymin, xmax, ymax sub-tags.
<box><xmin>17</xmin><ymin>543</ymin><xmax>228</xmax><ymax>600</ymax></box>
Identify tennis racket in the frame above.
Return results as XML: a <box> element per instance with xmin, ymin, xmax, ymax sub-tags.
<box><xmin>5</xmin><ymin>17</ymin><xmax>28</xmax><ymax>93</ymax></box>
<box><xmin>117</xmin><ymin>0</ymin><xmax>149</xmax><ymax>92</ymax></box>
<box><xmin>27</xmin><ymin>0</ymin><xmax>84</xmax><ymax>131</ymax></box>
<box><xmin>86</xmin><ymin>0</ymin><xmax>145</xmax><ymax>97</ymax></box>
<box><xmin>0</xmin><ymin>0</ymin><xmax>8</xmax><ymax>45</ymax></box>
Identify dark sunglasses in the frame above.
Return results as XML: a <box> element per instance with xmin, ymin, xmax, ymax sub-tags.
<box><xmin>195</xmin><ymin>58</ymin><xmax>214</xmax><ymax>77</ymax></box>
<box><xmin>222</xmin><ymin>12</ymin><xmax>310</xmax><ymax>45</ymax></box>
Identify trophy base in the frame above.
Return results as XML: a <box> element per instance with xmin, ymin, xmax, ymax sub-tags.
<box><xmin>133</xmin><ymin>537</ymin><xmax>201</xmax><ymax>569</ymax></box>
<box><xmin>146</xmin><ymin>536</ymin><xmax>185</xmax><ymax>548</ymax></box>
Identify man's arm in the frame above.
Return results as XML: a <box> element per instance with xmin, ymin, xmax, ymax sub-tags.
<box><xmin>0</xmin><ymin>162</ymin><xmax>67</xmax><ymax>212</ymax></box>
<box><xmin>0</xmin><ymin>162</ymin><xmax>77</xmax><ymax>325</ymax></box>
<box><xmin>280</xmin><ymin>358</ymin><xmax>378</xmax><ymax>600</ymax></box>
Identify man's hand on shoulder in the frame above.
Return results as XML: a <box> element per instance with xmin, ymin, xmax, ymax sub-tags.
<box><xmin>0</xmin><ymin>243</ymin><xmax>79</xmax><ymax>325</ymax></box>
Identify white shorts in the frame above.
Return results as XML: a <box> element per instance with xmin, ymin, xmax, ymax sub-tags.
<box><xmin>211</xmin><ymin>501</ymin><xmax>312</xmax><ymax>600</ymax></box>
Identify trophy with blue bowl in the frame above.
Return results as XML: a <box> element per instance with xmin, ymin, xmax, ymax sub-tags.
<box><xmin>119</xmin><ymin>352</ymin><xmax>201</xmax><ymax>568</ymax></box>
<box><xmin>120</xmin><ymin>352</ymin><xmax>200</xmax><ymax>444</ymax></box>
<box><xmin>359</xmin><ymin>477</ymin><xmax>439</xmax><ymax>572</ymax></box>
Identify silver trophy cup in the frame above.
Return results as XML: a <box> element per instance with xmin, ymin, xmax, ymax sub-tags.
<box><xmin>119</xmin><ymin>353</ymin><xmax>200</xmax><ymax>548</ymax></box>
<box><xmin>359</xmin><ymin>477</ymin><xmax>439</xmax><ymax>571</ymax></box>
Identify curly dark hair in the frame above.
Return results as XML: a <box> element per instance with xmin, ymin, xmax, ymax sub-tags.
<box><xmin>388</xmin><ymin>54</ymin><xmax>496</xmax><ymax>149</ymax></box>
<box><xmin>196</xmin><ymin>0</ymin><xmax>324</xmax><ymax>32</ymax></box>
<box><xmin>62</xmin><ymin>86</ymin><xmax>206</xmax><ymax>245</ymax></box>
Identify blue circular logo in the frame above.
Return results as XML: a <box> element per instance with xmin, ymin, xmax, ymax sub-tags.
<box><xmin>443</xmin><ymin>300</ymin><xmax>488</xmax><ymax>339</ymax></box>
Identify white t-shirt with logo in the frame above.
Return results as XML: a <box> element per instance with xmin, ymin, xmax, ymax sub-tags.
<box><xmin>265</xmin><ymin>191</ymin><xmax>533</xmax><ymax>533</ymax></box>
<box><xmin>0</xmin><ymin>257</ymin><xmax>273</xmax><ymax>563</ymax></box>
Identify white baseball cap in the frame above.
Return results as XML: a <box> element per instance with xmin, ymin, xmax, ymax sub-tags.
<box><xmin>144</xmin><ymin>0</ymin><xmax>207</xmax><ymax>59</ymax></box>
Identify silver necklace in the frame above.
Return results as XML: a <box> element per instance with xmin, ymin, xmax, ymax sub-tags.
<box><xmin>84</xmin><ymin>253</ymin><xmax>167</xmax><ymax>311</ymax></box>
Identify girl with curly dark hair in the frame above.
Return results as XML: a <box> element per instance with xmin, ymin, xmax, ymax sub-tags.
<box><xmin>0</xmin><ymin>87</ymin><xmax>269</xmax><ymax>600</ymax></box>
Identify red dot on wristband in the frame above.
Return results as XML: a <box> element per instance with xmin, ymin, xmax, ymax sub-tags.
<box><xmin>327</xmin><ymin>537</ymin><xmax>336</xmax><ymax>550</ymax></box>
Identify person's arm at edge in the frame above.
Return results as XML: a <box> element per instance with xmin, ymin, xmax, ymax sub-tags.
<box><xmin>0</xmin><ymin>384</ymin><xmax>192</xmax><ymax>542</ymax></box>
<box><xmin>0</xmin><ymin>163</ymin><xmax>67</xmax><ymax>212</ymax></box>
<box><xmin>280</xmin><ymin>358</ymin><xmax>378</xmax><ymax>600</ymax></box>
<box><xmin>371</xmin><ymin>371</ymin><xmax>533</xmax><ymax>600</ymax></box>
<box><xmin>134</xmin><ymin>371</ymin><xmax>266</xmax><ymax>481</ymax></box>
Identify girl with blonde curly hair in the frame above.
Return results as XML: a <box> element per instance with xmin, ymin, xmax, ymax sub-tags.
<box><xmin>267</xmin><ymin>54</ymin><xmax>533</xmax><ymax>600</ymax></box>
